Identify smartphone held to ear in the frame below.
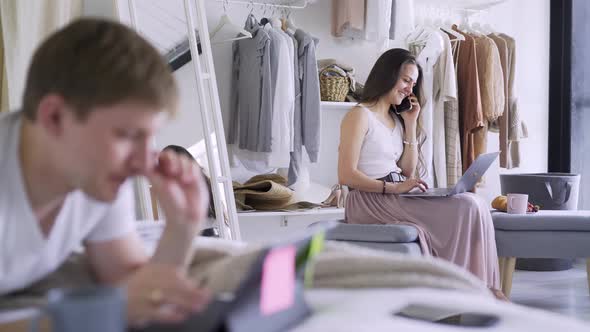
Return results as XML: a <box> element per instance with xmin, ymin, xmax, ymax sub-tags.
<box><xmin>394</xmin><ymin>91</ymin><xmax>417</xmax><ymax>114</ymax></box>
<box><xmin>395</xmin><ymin>97</ymin><xmax>412</xmax><ymax>114</ymax></box>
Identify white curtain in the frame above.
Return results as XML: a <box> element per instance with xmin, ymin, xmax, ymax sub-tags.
<box><xmin>0</xmin><ymin>21</ymin><xmax>8</xmax><ymax>113</ymax></box>
<box><xmin>0</xmin><ymin>0</ymin><xmax>82</xmax><ymax>111</ymax></box>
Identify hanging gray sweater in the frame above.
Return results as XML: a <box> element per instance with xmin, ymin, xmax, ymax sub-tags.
<box><xmin>294</xmin><ymin>29</ymin><xmax>321</xmax><ymax>163</ymax></box>
<box><xmin>228</xmin><ymin>14</ymin><xmax>273</xmax><ymax>152</ymax></box>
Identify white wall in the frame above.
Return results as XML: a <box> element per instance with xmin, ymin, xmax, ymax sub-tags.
<box><xmin>106</xmin><ymin>0</ymin><xmax>551</xmax><ymax>204</ymax></box>
<box><xmin>154</xmin><ymin>63</ymin><xmax>206</xmax><ymax>151</ymax></box>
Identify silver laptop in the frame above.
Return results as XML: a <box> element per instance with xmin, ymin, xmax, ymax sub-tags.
<box><xmin>399</xmin><ymin>152</ymin><xmax>499</xmax><ymax>197</ymax></box>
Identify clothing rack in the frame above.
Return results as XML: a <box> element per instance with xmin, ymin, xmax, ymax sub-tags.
<box><xmin>215</xmin><ymin>0</ymin><xmax>308</xmax><ymax>9</ymax></box>
<box><xmin>166</xmin><ymin>0</ymin><xmax>308</xmax><ymax>72</ymax></box>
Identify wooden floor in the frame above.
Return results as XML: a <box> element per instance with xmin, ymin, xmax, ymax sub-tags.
<box><xmin>510</xmin><ymin>259</ymin><xmax>590</xmax><ymax>322</ymax></box>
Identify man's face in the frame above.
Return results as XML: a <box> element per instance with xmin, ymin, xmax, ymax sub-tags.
<box><xmin>59</xmin><ymin>101</ymin><xmax>167</xmax><ymax>202</ymax></box>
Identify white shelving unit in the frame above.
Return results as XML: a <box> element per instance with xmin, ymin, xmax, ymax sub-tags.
<box><xmin>238</xmin><ymin>208</ymin><xmax>345</xmax><ymax>243</ymax></box>
<box><xmin>229</xmin><ymin>99</ymin><xmax>354</xmax><ymax>243</ymax></box>
<box><xmin>236</xmin><ymin>101</ymin><xmax>352</xmax><ymax>242</ymax></box>
<box><xmin>320</xmin><ymin>101</ymin><xmax>357</xmax><ymax>111</ymax></box>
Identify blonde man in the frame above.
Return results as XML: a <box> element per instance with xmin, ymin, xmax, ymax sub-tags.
<box><xmin>0</xmin><ymin>18</ymin><xmax>210</xmax><ymax>325</ymax></box>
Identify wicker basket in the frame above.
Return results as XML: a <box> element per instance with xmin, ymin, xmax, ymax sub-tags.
<box><xmin>319</xmin><ymin>67</ymin><xmax>350</xmax><ymax>102</ymax></box>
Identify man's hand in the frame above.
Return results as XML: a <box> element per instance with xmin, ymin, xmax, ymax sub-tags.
<box><xmin>147</xmin><ymin>150</ymin><xmax>211</xmax><ymax>266</ymax></box>
<box><xmin>147</xmin><ymin>150</ymin><xmax>209</xmax><ymax>228</ymax></box>
<box><xmin>125</xmin><ymin>263</ymin><xmax>210</xmax><ymax>326</ymax></box>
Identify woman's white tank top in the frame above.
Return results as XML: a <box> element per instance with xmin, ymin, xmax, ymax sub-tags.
<box><xmin>356</xmin><ymin>106</ymin><xmax>404</xmax><ymax>179</ymax></box>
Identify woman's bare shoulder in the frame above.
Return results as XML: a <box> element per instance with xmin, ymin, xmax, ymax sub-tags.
<box><xmin>343</xmin><ymin>105</ymin><xmax>368</xmax><ymax>122</ymax></box>
<box><xmin>341</xmin><ymin>105</ymin><xmax>369</xmax><ymax>134</ymax></box>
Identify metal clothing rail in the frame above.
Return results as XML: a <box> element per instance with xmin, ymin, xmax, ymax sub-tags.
<box><xmin>215</xmin><ymin>0</ymin><xmax>308</xmax><ymax>9</ymax></box>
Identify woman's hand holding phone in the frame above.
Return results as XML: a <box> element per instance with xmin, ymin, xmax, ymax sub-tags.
<box><xmin>398</xmin><ymin>93</ymin><xmax>421</xmax><ymax>124</ymax></box>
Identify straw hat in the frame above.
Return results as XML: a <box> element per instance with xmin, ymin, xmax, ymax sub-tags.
<box><xmin>233</xmin><ymin>174</ymin><xmax>293</xmax><ymax>210</ymax></box>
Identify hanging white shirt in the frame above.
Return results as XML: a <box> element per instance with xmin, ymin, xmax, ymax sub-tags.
<box><xmin>264</xmin><ymin>23</ymin><xmax>294</xmax><ymax>168</ymax></box>
<box><xmin>0</xmin><ymin>112</ymin><xmax>136</xmax><ymax>295</ymax></box>
<box><xmin>432</xmin><ymin>31</ymin><xmax>458</xmax><ymax>188</ymax></box>
<box><xmin>412</xmin><ymin>30</ymin><xmax>444</xmax><ymax>187</ymax></box>
<box><xmin>271</xmin><ymin>19</ymin><xmax>296</xmax><ymax>152</ymax></box>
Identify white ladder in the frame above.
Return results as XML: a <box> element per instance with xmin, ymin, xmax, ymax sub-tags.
<box><xmin>180</xmin><ymin>0</ymin><xmax>241</xmax><ymax>240</ymax></box>
<box><xmin>124</xmin><ymin>0</ymin><xmax>241</xmax><ymax>240</ymax></box>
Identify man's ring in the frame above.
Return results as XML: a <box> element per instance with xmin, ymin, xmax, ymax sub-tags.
<box><xmin>149</xmin><ymin>288</ymin><xmax>164</xmax><ymax>305</ymax></box>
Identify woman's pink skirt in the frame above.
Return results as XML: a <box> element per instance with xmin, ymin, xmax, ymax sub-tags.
<box><xmin>345</xmin><ymin>190</ymin><xmax>500</xmax><ymax>289</ymax></box>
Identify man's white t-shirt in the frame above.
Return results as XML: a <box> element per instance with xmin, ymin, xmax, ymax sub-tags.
<box><xmin>0</xmin><ymin>111</ymin><xmax>136</xmax><ymax>295</ymax></box>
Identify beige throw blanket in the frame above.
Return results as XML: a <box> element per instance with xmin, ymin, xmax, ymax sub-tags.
<box><xmin>187</xmin><ymin>240</ymin><xmax>490</xmax><ymax>295</ymax></box>
<box><xmin>0</xmin><ymin>240</ymin><xmax>491</xmax><ymax>310</ymax></box>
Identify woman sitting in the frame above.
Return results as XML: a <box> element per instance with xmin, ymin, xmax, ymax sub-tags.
<box><xmin>338</xmin><ymin>48</ymin><xmax>503</xmax><ymax>298</ymax></box>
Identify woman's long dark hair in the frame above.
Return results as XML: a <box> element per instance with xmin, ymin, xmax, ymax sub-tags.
<box><xmin>162</xmin><ymin>145</ymin><xmax>216</xmax><ymax>218</ymax></box>
<box><xmin>359</xmin><ymin>48</ymin><xmax>427</xmax><ymax>179</ymax></box>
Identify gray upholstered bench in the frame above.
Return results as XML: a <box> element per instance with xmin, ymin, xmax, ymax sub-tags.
<box><xmin>311</xmin><ymin>220</ymin><xmax>422</xmax><ymax>256</ymax></box>
<box><xmin>492</xmin><ymin>210</ymin><xmax>590</xmax><ymax>297</ymax></box>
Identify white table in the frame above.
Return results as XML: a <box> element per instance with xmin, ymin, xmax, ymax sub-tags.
<box><xmin>292</xmin><ymin>288</ymin><xmax>590</xmax><ymax>332</ymax></box>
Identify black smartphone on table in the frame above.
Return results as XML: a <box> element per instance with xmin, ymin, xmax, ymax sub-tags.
<box><xmin>393</xmin><ymin>303</ymin><xmax>500</xmax><ymax>328</ymax></box>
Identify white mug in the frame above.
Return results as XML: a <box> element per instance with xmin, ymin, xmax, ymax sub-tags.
<box><xmin>507</xmin><ymin>193</ymin><xmax>529</xmax><ymax>214</ymax></box>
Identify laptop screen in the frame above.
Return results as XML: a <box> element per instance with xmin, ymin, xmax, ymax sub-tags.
<box><xmin>450</xmin><ymin>152</ymin><xmax>499</xmax><ymax>195</ymax></box>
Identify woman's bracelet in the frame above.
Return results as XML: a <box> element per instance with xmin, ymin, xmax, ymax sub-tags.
<box><xmin>403</xmin><ymin>140</ymin><xmax>418</xmax><ymax>146</ymax></box>
<box><xmin>382</xmin><ymin>180</ymin><xmax>387</xmax><ymax>194</ymax></box>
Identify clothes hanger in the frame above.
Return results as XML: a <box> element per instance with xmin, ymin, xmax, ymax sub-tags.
<box><xmin>440</xmin><ymin>25</ymin><xmax>465</xmax><ymax>41</ymax></box>
<box><xmin>458</xmin><ymin>12</ymin><xmax>475</xmax><ymax>34</ymax></box>
<box><xmin>269</xmin><ymin>5</ymin><xmax>280</xmax><ymax>26</ymax></box>
<box><xmin>438</xmin><ymin>7</ymin><xmax>465</xmax><ymax>41</ymax></box>
<box><xmin>269</xmin><ymin>14</ymin><xmax>282</xmax><ymax>28</ymax></box>
<box><xmin>405</xmin><ymin>4</ymin><xmax>425</xmax><ymax>43</ymax></box>
<box><xmin>248</xmin><ymin>0</ymin><xmax>254</xmax><ymax>15</ymax></box>
<box><xmin>412</xmin><ymin>5</ymin><xmax>446</xmax><ymax>45</ymax></box>
<box><xmin>285</xmin><ymin>9</ymin><xmax>297</xmax><ymax>33</ymax></box>
<box><xmin>210</xmin><ymin>0</ymin><xmax>252</xmax><ymax>44</ymax></box>
<box><xmin>408</xmin><ymin>19</ymin><xmax>433</xmax><ymax>46</ymax></box>
<box><xmin>406</xmin><ymin>11</ymin><xmax>428</xmax><ymax>45</ymax></box>
<box><xmin>280</xmin><ymin>8</ymin><xmax>287</xmax><ymax>30</ymax></box>
<box><xmin>260</xmin><ymin>3</ymin><xmax>271</xmax><ymax>25</ymax></box>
